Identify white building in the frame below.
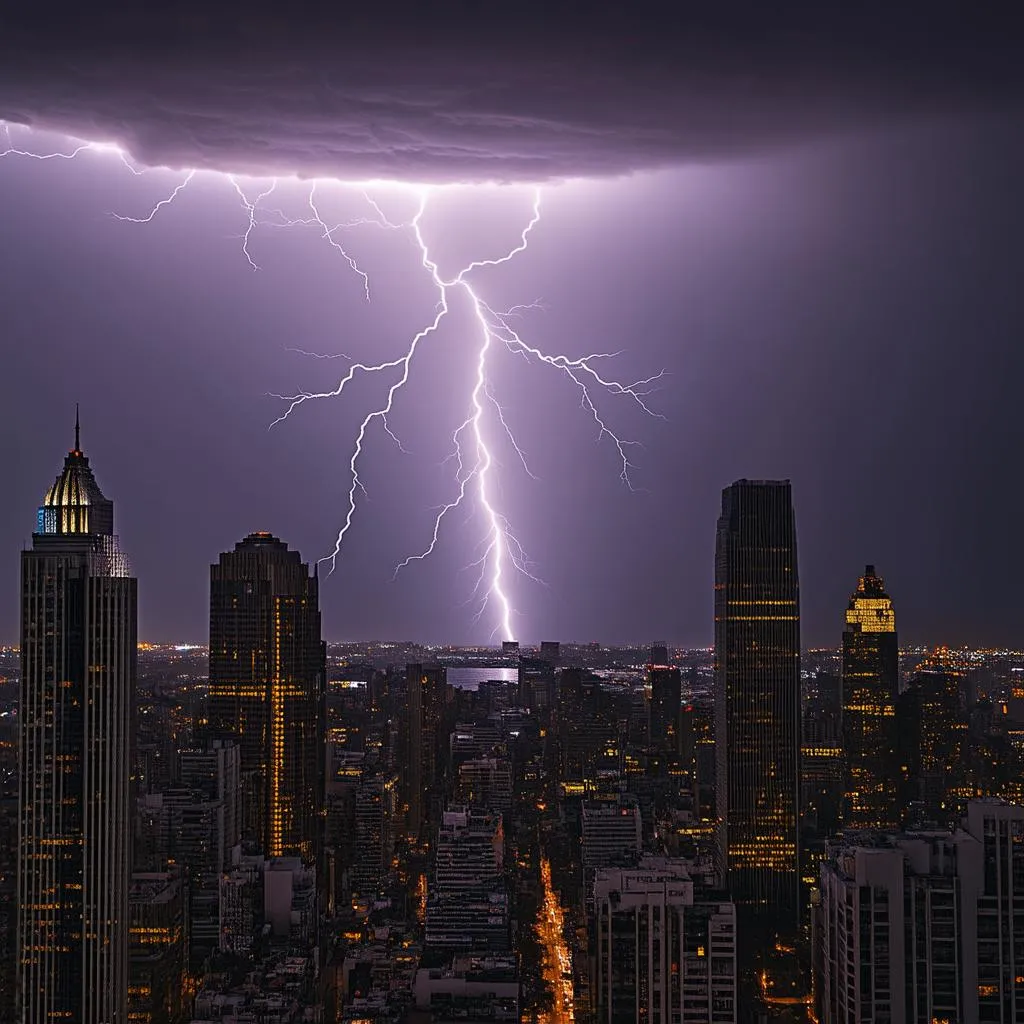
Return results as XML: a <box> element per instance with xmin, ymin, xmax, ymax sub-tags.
<box><xmin>592</xmin><ymin>856</ymin><xmax>736</xmax><ymax>1024</ymax></box>
<box><xmin>814</xmin><ymin>799</ymin><xmax>1024</xmax><ymax>1024</ymax></box>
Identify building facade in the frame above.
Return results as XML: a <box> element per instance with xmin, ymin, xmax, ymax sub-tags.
<box><xmin>208</xmin><ymin>533</ymin><xmax>325</xmax><ymax>862</ymax></box>
<box><xmin>649</xmin><ymin>664</ymin><xmax>682</xmax><ymax>754</ymax></box>
<box><xmin>814</xmin><ymin>800</ymin><xmax>1024</xmax><ymax>1024</ymax></box>
<box><xmin>404</xmin><ymin>663</ymin><xmax>448</xmax><ymax>841</ymax></box>
<box><xmin>592</xmin><ymin>856</ymin><xmax>737</xmax><ymax>1024</ymax></box>
<box><xmin>714</xmin><ymin>480</ymin><xmax>801</xmax><ymax>925</ymax></box>
<box><xmin>841</xmin><ymin>565</ymin><xmax>900</xmax><ymax>828</ymax></box>
<box><xmin>17</xmin><ymin>428</ymin><xmax>137</xmax><ymax>1022</ymax></box>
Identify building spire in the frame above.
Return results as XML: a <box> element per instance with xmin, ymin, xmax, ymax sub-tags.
<box><xmin>74</xmin><ymin>404</ymin><xmax>80</xmax><ymax>453</ymax></box>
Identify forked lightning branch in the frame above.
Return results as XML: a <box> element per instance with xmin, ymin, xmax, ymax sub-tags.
<box><xmin>1</xmin><ymin>121</ymin><xmax>664</xmax><ymax>640</ymax></box>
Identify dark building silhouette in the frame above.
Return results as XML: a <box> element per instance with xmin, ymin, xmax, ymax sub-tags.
<box><xmin>649</xmin><ymin>665</ymin><xmax>682</xmax><ymax>754</ymax></box>
<box><xmin>649</xmin><ymin>643</ymin><xmax>669</xmax><ymax>667</ymax></box>
<box><xmin>518</xmin><ymin>655</ymin><xmax>556</xmax><ymax>714</ymax></box>
<box><xmin>18</xmin><ymin>422</ymin><xmax>137</xmax><ymax>1023</ymax></box>
<box><xmin>895</xmin><ymin>669</ymin><xmax>968</xmax><ymax>827</ymax></box>
<box><xmin>208</xmin><ymin>532</ymin><xmax>325</xmax><ymax>863</ymax></box>
<box><xmin>841</xmin><ymin>565</ymin><xmax>899</xmax><ymax>828</ymax></box>
<box><xmin>404</xmin><ymin>663</ymin><xmax>447</xmax><ymax>841</ymax></box>
<box><xmin>714</xmin><ymin>479</ymin><xmax>801</xmax><ymax>926</ymax></box>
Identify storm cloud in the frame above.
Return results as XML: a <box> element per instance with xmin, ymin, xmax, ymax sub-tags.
<box><xmin>1</xmin><ymin>4</ymin><xmax>1021</xmax><ymax>181</ymax></box>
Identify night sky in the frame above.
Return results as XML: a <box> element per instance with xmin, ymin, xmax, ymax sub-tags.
<box><xmin>0</xmin><ymin>6</ymin><xmax>1022</xmax><ymax>646</ymax></box>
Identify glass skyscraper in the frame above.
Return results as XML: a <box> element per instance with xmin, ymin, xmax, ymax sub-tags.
<box><xmin>841</xmin><ymin>565</ymin><xmax>899</xmax><ymax>828</ymax></box>
<box><xmin>714</xmin><ymin>479</ymin><xmax>800</xmax><ymax>926</ymax></box>
<box><xmin>18</xmin><ymin>423</ymin><xmax>137</xmax><ymax>1022</ymax></box>
<box><xmin>208</xmin><ymin>532</ymin><xmax>325</xmax><ymax>863</ymax></box>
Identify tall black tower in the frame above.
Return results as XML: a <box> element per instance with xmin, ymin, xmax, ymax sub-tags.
<box><xmin>714</xmin><ymin>480</ymin><xmax>801</xmax><ymax>928</ymax></box>
<box><xmin>208</xmin><ymin>532</ymin><xmax>325</xmax><ymax>864</ymax></box>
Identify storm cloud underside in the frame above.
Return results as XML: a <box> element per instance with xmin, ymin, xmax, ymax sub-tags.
<box><xmin>0</xmin><ymin>7</ymin><xmax>1021</xmax><ymax>180</ymax></box>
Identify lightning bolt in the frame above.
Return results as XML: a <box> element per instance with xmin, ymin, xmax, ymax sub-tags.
<box><xmin>110</xmin><ymin>169</ymin><xmax>196</xmax><ymax>224</ymax></box>
<box><xmin>230</xmin><ymin>177</ymin><xmax>278</xmax><ymax>270</ymax></box>
<box><xmin>274</xmin><ymin>188</ymin><xmax>664</xmax><ymax>640</ymax></box>
<box><xmin>1</xmin><ymin>123</ymin><xmax>665</xmax><ymax>642</ymax></box>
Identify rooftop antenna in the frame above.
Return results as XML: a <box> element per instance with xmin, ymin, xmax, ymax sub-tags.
<box><xmin>74</xmin><ymin>403</ymin><xmax>80</xmax><ymax>452</ymax></box>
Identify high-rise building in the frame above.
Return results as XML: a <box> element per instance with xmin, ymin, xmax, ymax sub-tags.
<box><xmin>128</xmin><ymin>871</ymin><xmax>187</xmax><ymax>1024</ymax></box>
<box><xmin>518</xmin><ymin>654</ymin><xmax>556</xmax><ymax>713</ymax></box>
<box><xmin>426</xmin><ymin>808</ymin><xmax>509</xmax><ymax>951</ymax></box>
<box><xmin>895</xmin><ymin>669</ymin><xmax>968</xmax><ymax>827</ymax></box>
<box><xmin>813</xmin><ymin>800</ymin><xmax>1024</xmax><ymax>1024</ymax></box>
<box><xmin>457</xmin><ymin>757</ymin><xmax>514</xmax><ymax>812</ymax></box>
<box><xmin>841</xmin><ymin>565</ymin><xmax>899</xmax><ymax>828</ymax></box>
<box><xmin>17</xmin><ymin>423</ymin><xmax>137</xmax><ymax>1022</ymax></box>
<box><xmin>135</xmin><ymin>739</ymin><xmax>242</xmax><ymax>968</ymax></box>
<box><xmin>714</xmin><ymin>480</ymin><xmax>801</xmax><ymax>925</ymax></box>
<box><xmin>208</xmin><ymin>532</ymin><xmax>325</xmax><ymax>862</ymax></box>
<box><xmin>404</xmin><ymin>663</ymin><xmax>447</xmax><ymax>840</ymax></box>
<box><xmin>593</xmin><ymin>856</ymin><xmax>737</xmax><ymax>1024</ymax></box>
<box><xmin>352</xmin><ymin>771</ymin><xmax>397</xmax><ymax>896</ymax></box>
<box><xmin>649</xmin><ymin>643</ymin><xmax>669</xmax><ymax>667</ymax></box>
<box><xmin>649</xmin><ymin>665</ymin><xmax>682</xmax><ymax>753</ymax></box>
<box><xmin>582</xmin><ymin>797</ymin><xmax>643</xmax><ymax>908</ymax></box>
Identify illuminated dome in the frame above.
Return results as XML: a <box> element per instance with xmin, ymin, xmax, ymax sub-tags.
<box><xmin>36</xmin><ymin>413</ymin><xmax>114</xmax><ymax>536</ymax></box>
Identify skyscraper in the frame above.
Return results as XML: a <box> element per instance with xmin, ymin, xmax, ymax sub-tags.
<box><xmin>18</xmin><ymin>422</ymin><xmax>137</xmax><ymax>1022</ymax></box>
<box><xmin>841</xmin><ymin>565</ymin><xmax>899</xmax><ymax>828</ymax></box>
<box><xmin>714</xmin><ymin>479</ymin><xmax>801</xmax><ymax>925</ymax></box>
<box><xmin>404</xmin><ymin>662</ymin><xmax>447</xmax><ymax>841</ymax></box>
<box><xmin>648</xmin><ymin>665</ymin><xmax>682</xmax><ymax>753</ymax></box>
<box><xmin>208</xmin><ymin>532</ymin><xmax>325</xmax><ymax>863</ymax></box>
<box><xmin>813</xmin><ymin>801</ymin><xmax>1024</xmax><ymax>1024</ymax></box>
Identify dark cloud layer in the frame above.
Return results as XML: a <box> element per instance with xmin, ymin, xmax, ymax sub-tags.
<box><xmin>1</xmin><ymin>4</ymin><xmax>1021</xmax><ymax>180</ymax></box>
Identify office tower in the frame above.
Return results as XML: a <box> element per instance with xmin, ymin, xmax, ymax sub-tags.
<box><xmin>813</xmin><ymin>800</ymin><xmax>1024</xmax><ymax>1024</ymax></box>
<box><xmin>557</xmin><ymin>668</ymin><xmax>621</xmax><ymax>780</ymax></box>
<box><xmin>208</xmin><ymin>532</ymin><xmax>325</xmax><ymax>862</ymax></box>
<box><xmin>649</xmin><ymin>665</ymin><xmax>682</xmax><ymax>753</ymax></box>
<box><xmin>715</xmin><ymin>480</ymin><xmax>801</xmax><ymax>924</ymax></box>
<box><xmin>128</xmin><ymin>871</ymin><xmax>186</xmax><ymax>1024</ymax></box>
<box><xmin>539</xmin><ymin>641</ymin><xmax>560</xmax><ymax>664</ymax></box>
<box><xmin>649</xmin><ymin>643</ymin><xmax>669</xmax><ymax>667</ymax></box>
<box><xmin>518</xmin><ymin>655</ymin><xmax>556</xmax><ymax>713</ymax></box>
<box><xmin>425</xmin><ymin>808</ymin><xmax>509</xmax><ymax>951</ymax></box>
<box><xmin>178</xmin><ymin>738</ymin><xmax>242</xmax><ymax>851</ymax></box>
<box><xmin>582</xmin><ymin>797</ymin><xmax>643</xmax><ymax>907</ymax></box>
<box><xmin>457</xmin><ymin>757</ymin><xmax>514</xmax><ymax>811</ymax></box>
<box><xmin>404</xmin><ymin>663</ymin><xmax>447</xmax><ymax>840</ymax></box>
<box><xmin>815</xmin><ymin>833</ymin><xmax>967</xmax><ymax>1024</ymax></box>
<box><xmin>895</xmin><ymin>669</ymin><xmax>967</xmax><ymax>826</ymax></box>
<box><xmin>133</xmin><ymin>739</ymin><xmax>241</xmax><ymax>967</ymax></box>
<box><xmin>593</xmin><ymin>856</ymin><xmax>737</xmax><ymax>1024</ymax></box>
<box><xmin>17</xmin><ymin>425</ymin><xmax>137</xmax><ymax>1023</ymax></box>
<box><xmin>134</xmin><ymin>785</ymin><xmax>232</xmax><ymax>968</ymax></box>
<box><xmin>841</xmin><ymin>565</ymin><xmax>899</xmax><ymax>828</ymax></box>
<box><xmin>352</xmin><ymin>772</ymin><xmax>397</xmax><ymax>895</ymax></box>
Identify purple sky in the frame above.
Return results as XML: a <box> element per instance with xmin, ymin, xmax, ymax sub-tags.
<box><xmin>0</xmin><ymin>7</ymin><xmax>1022</xmax><ymax>646</ymax></box>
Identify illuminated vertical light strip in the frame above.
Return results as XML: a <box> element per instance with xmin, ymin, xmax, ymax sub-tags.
<box><xmin>270</xmin><ymin>597</ymin><xmax>283</xmax><ymax>856</ymax></box>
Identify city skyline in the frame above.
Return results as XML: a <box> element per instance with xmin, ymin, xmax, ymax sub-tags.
<box><xmin>1</xmin><ymin>8</ymin><xmax>1023</xmax><ymax>1023</ymax></box>
<box><xmin>2</xmin><ymin>424</ymin><xmax>1020</xmax><ymax>650</ymax></box>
